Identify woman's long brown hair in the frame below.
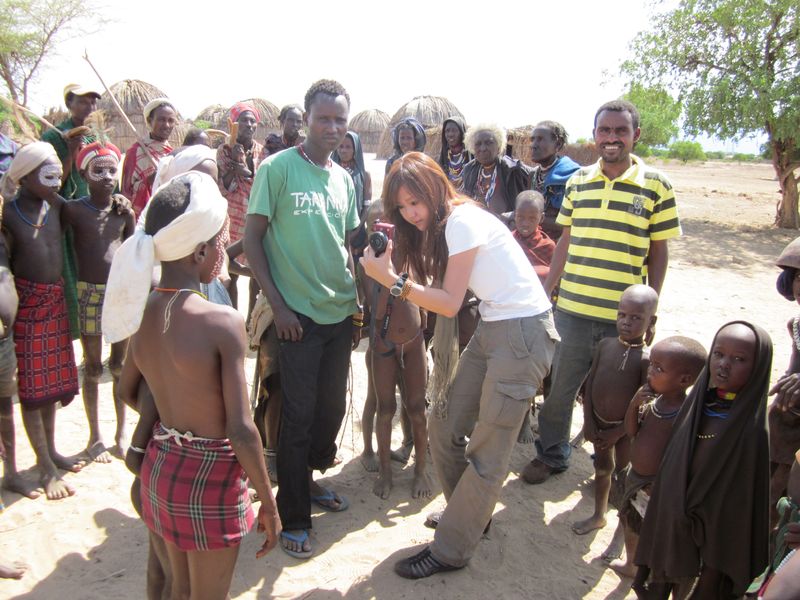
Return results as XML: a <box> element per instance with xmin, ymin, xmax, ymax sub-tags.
<box><xmin>382</xmin><ymin>152</ymin><xmax>477</xmax><ymax>284</ymax></box>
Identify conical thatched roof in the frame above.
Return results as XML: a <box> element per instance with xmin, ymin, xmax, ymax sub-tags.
<box><xmin>350</xmin><ymin>109</ymin><xmax>390</xmax><ymax>153</ymax></box>
<box><xmin>377</xmin><ymin>96</ymin><xmax>465</xmax><ymax>159</ymax></box>
<box><xmin>97</xmin><ymin>79</ymin><xmax>184</xmax><ymax>152</ymax></box>
<box><xmin>220</xmin><ymin>98</ymin><xmax>281</xmax><ymax>143</ymax></box>
<box><xmin>195</xmin><ymin>104</ymin><xmax>227</xmax><ymax>128</ymax></box>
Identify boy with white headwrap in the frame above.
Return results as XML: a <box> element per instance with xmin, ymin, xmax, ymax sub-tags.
<box><xmin>110</xmin><ymin>172</ymin><xmax>280</xmax><ymax>598</ymax></box>
<box><xmin>0</xmin><ymin>142</ymin><xmax>82</xmax><ymax>500</ymax></box>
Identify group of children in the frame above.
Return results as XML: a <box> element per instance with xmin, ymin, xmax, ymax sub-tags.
<box><xmin>0</xmin><ymin>125</ymin><xmax>799</xmax><ymax>598</ymax></box>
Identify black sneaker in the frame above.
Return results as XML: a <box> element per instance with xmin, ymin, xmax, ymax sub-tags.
<box><xmin>394</xmin><ymin>547</ymin><xmax>462</xmax><ymax>579</ymax></box>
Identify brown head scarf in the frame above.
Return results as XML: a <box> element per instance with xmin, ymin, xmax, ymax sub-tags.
<box><xmin>634</xmin><ymin>321</ymin><xmax>771</xmax><ymax>595</ymax></box>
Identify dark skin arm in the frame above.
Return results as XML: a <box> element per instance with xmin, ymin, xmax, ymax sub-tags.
<box><xmin>646</xmin><ymin>239</ymin><xmax>669</xmax><ymax>295</ymax></box>
<box><xmin>624</xmin><ymin>384</ymin><xmax>656</xmax><ymax>439</ymax></box>
<box><xmin>218</xmin><ymin>311</ymin><xmax>280</xmax><ymax>558</ymax></box>
<box><xmin>244</xmin><ymin>214</ymin><xmax>302</xmax><ymax>341</ymax></box>
<box><xmin>346</xmin><ymin>229</ymin><xmax>362</xmax><ymax>349</ymax></box>
<box><xmin>226</xmin><ymin>239</ymin><xmax>253</xmax><ymax>278</ymax></box>
<box><xmin>770</xmin><ymin>318</ymin><xmax>800</xmax><ymax>413</ymax></box>
<box><xmin>125</xmin><ymin>385</ymin><xmax>159</xmax><ymax>477</ymax></box>
<box><xmin>543</xmin><ymin>226</ymin><xmax>570</xmax><ymax>296</ymax></box>
<box><xmin>581</xmin><ymin>347</ymin><xmax>601</xmax><ymax>444</ymax></box>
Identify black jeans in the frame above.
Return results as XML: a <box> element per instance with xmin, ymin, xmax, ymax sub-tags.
<box><xmin>276</xmin><ymin>313</ymin><xmax>352</xmax><ymax>530</ymax></box>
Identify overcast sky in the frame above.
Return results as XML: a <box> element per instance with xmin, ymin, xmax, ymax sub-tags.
<box><xmin>26</xmin><ymin>0</ymin><xmax>761</xmax><ymax>153</ymax></box>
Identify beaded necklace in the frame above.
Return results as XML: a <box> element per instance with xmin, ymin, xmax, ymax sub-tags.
<box><xmin>153</xmin><ymin>287</ymin><xmax>208</xmax><ymax>333</ymax></box>
<box><xmin>476</xmin><ymin>164</ymin><xmax>497</xmax><ymax>205</ymax></box>
<box><xmin>297</xmin><ymin>145</ymin><xmax>332</xmax><ymax>169</ymax></box>
<box><xmin>80</xmin><ymin>197</ymin><xmax>110</xmax><ymax>213</ymax></box>
<box><xmin>648</xmin><ymin>395</ymin><xmax>681</xmax><ymax>420</ymax></box>
<box><xmin>11</xmin><ymin>200</ymin><xmax>49</xmax><ymax>229</ymax></box>
<box><xmin>447</xmin><ymin>148</ymin><xmax>467</xmax><ymax>186</ymax></box>
<box><xmin>703</xmin><ymin>391</ymin><xmax>735</xmax><ymax>420</ymax></box>
<box><xmin>792</xmin><ymin>316</ymin><xmax>800</xmax><ymax>351</ymax></box>
<box><xmin>617</xmin><ymin>336</ymin><xmax>645</xmax><ymax>370</ymax></box>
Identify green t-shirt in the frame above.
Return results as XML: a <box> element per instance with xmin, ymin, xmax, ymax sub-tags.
<box><xmin>41</xmin><ymin>117</ymin><xmax>92</xmax><ymax>199</ymax></box>
<box><xmin>248</xmin><ymin>148</ymin><xmax>359</xmax><ymax>324</ymax></box>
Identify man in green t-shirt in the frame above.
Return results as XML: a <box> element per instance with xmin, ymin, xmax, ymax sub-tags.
<box><xmin>245</xmin><ymin>79</ymin><xmax>360</xmax><ymax>560</ymax></box>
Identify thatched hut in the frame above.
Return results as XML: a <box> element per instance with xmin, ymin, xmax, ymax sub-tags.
<box><xmin>221</xmin><ymin>98</ymin><xmax>281</xmax><ymax>143</ymax></box>
<box><xmin>349</xmin><ymin>109</ymin><xmax>390</xmax><ymax>153</ymax></box>
<box><xmin>97</xmin><ymin>79</ymin><xmax>184</xmax><ymax>152</ymax></box>
<box><xmin>195</xmin><ymin>104</ymin><xmax>227</xmax><ymax>129</ymax></box>
<box><xmin>506</xmin><ymin>124</ymin><xmax>599</xmax><ymax>166</ymax></box>
<box><xmin>377</xmin><ymin>96</ymin><xmax>466</xmax><ymax>159</ymax></box>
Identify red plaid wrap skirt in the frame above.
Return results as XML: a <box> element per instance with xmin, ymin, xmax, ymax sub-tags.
<box><xmin>13</xmin><ymin>277</ymin><xmax>78</xmax><ymax>409</ymax></box>
<box><xmin>140</xmin><ymin>423</ymin><xmax>255</xmax><ymax>551</ymax></box>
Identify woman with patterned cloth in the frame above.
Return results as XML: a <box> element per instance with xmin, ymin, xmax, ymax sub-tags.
<box><xmin>460</xmin><ymin>123</ymin><xmax>532</xmax><ymax>227</ymax></box>
<box><xmin>437</xmin><ymin>117</ymin><xmax>471</xmax><ymax>189</ymax></box>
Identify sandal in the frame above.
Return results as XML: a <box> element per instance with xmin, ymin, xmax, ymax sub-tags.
<box><xmin>394</xmin><ymin>547</ymin><xmax>461</xmax><ymax>579</ymax></box>
<box><xmin>280</xmin><ymin>529</ymin><xmax>313</xmax><ymax>559</ymax></box>
<box><xmin>311</xmin><ymin>488</ymin><xmax>349</xmax><ymax>512</ymax></box>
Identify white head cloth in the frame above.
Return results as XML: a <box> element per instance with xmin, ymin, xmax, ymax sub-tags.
<box><xmin>0</xmin><ymin>142</ymin><xmax>58</xmax><ymax>199</ymax></box>
<box><xmin>102</xmin><ymin>171</ymin><xmax>227</xmax><ymax>343</ymax></box>
<box><xmin>143</xmin><ymin>97</ymin><xmax>174</xmax><ymax>122</ymax></box>
<box><xmin>152</xmin><ymin>145</ymin><xmax>216</xmax><ymax>191</ymax></box>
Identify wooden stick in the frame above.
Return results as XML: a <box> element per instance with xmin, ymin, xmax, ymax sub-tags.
<box><xmin>0</xmin><ymin>96</ymin><xmax>65</xmax><ymax>138</ymax></box>
<box><xmin>82</xmin><ymin>50</ymin><xmax>158</xmax><ymax>168</ymax></box>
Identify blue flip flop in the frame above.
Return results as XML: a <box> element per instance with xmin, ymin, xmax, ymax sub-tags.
<box><xmin>280</xmin><ymin>529</ymin><xmax>313</xmax><ymax>559</ymax></box>
<box><xmin>311</xmin><ymin>488</ymin><xmax>349</xmax><ymax>512</ymax></box>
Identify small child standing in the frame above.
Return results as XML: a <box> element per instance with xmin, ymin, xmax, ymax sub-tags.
<box><xmin>64</xmin><ymin>141</ymin><xmax>135</xmax><ymax>462</ymax></box>
<box><xmin>634</xmin><ymin>321</ymin><xmax>771</xmax><ymax>599</ymax></box>
<box><xmin>358</xmin><ymin>202</ymin><xmax>432</xmax><ymax>499</ymax></box>
<box><xmin>768</xmin><ymin>237</ymin><xmax>800</xmax><ymax>528</ymax></box>
<box><xmin>573</xmin><ymin>283</ymin><xmax>658</xmax><ymax>535</ymax></box>
<box><xmin>607</xmin><ymin>336</ymin><xmax>706</xmax><ymax>578</ymax></box>
<box><xmin>512</xmin><ymin>190</ymin><xmax>555</xmax><ymax>285</ymax></box>
<box><xmin>512</xmin><ymin>190</ymin><xmax>556</xmax><ymax>444</ymax></box>
<box><xmin>0</xmin><ymin>142</ymin><xmax>81</xmax><ymax>500</ymax></box>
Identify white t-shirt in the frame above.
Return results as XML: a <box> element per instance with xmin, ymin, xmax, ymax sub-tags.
<box><xmin>446</xmin><ymin>203</ymin><xmax>551</xmax><ymax>321</ymax></box>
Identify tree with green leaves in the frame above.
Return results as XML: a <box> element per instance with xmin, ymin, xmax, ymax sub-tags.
<box><xmin>623</xmin><ymin>0</ymin><xmax>800</xmax><ymax>228</ymax></box>
<box><xmin>0</xmin><ymin>0</ymin><xmax>100</xmax><ymax>107</ymax></box>
<box><xmin>623</xmin><ymin>83</ymin><xmax>681</xmax><ymax>150</ymax></box>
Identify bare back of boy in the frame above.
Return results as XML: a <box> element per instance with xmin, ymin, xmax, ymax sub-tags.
<box><xmin>363</xmin><ymin>271</ymin><xmax>432</xmax><ymax>499</ymax></box>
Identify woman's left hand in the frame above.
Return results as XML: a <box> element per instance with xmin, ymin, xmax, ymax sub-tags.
<box><xmin>360</xmin><ymin>241</ymin><xmax>397</xmax><ymax>288</ymax></box>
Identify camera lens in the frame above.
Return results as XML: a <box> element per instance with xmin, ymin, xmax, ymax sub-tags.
<box><xmin>369</xmin><ymin>231</ymin><xmax>388</xmax><ymax>257</ymax></box>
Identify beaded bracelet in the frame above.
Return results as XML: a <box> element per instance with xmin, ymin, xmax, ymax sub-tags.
<box><xmin>398</xmin><ymin>277</ymin><xmax>414</xmax><ymax>301</ymax></box>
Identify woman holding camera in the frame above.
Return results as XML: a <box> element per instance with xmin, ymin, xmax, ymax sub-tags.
<box><xmin>361</xmin><ymin>152</ymin><xmax>558</xmax><ymax>579</ymax></box>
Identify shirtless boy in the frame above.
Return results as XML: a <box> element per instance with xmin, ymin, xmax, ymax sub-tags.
<box><xmin>573</xmin><ymin>284</ymin><xmax>657</xmax><ymax>535</ymax></box>
<box><xmin>111</xmin><ymin>173</ymin><xmax>280</xmax><ymax>599</ymax></box>
<box><xmin>359</xmin><ymin>203</ymin><xmax>432</xmax><ymax>498</ymax></box>
<box><xmin>64</xmin><ymin>141</ymin><xmax>135</xmax><ymax>462</ymax></box>
<box><xmin>1</xmin><ymin>142</ymin><xmax>81</xmax><ymax>500</ymax></box>
<box><xmin>608</xmin><ymin>336</ymin><xmax>706</xmax><ymax>578</ymax></box>
<box><xmin>358</xmin><ymin>201</ymin><xmax>414</xmax><ymax>473</ymax></box>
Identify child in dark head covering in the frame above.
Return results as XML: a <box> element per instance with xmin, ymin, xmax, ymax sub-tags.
<box><xmin>634</xmin><ymin>321</ymin><xmax>771</xmax><ymax>599</ymax></box>
<box><xmin>768</xmin><ymin>237</ymin><xmax>800</xmax><ymax>529</ymax></box>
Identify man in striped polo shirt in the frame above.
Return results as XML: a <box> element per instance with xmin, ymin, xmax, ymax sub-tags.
<box><xmin>522</xmin><ymin>100</ymin><xmax>681</xmax><ymax>484</ymax></box>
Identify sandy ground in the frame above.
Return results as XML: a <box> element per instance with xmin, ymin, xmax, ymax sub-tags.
<box><xmin>0</xmin><ymin>159</ymin><xmax>796</xmax><ymax>600</ymax></box>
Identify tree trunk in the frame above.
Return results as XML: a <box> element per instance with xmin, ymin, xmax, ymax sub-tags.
<box><xmin>774</xmin><ymin>138</ymin><xmax>800</xmax><ymax>229</ymax></box>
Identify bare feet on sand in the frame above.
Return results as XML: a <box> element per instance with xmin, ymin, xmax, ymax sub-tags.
<box><xmin>2</xmin><ymin>472</ymin><xmax>41</xmax><ymax>499</ymax></box>
<box><xmin>572</xmin><ymin>515</ymin><xmax>607</xmax><ymax>535</ymax></box>
<box><xmin>360</xmin><ymin>451</ymin><xmax>379</xmax><ymax>472</ymax></box>
<box><xmin>517</xmin><ymin>417</ymin><xmax>535</xmax><ymax>444</ymax></box>
<box><xmin>50</xmin><ymin>452</ymin><xmax>85</xmax><ymax>473</ymax></box>
<box><xmin>0</xmin><ymin>560</ymin><xmax>27</xmax><ymax>579</ymax></box>
<box><xmin>373</xmin><ymin>473</ymin><xmax>393</xmax><ymax>499</ymax></box>
<box><xmin>411</xmin><ymin>469</ymin><xmax>434</xmax><ymax>499</ymax></box>
<box><xmin>85</xmin><ymin>441</ymin><xmax>112</xmax><ymax>464</ymax></box>
<box><xmin>601</xmin><ymin>523</ymin><xmax>625</xmax><ymax>561</ymax></box>
<box><xmin>390</xmin><ymin>440</ymin><xmax>413</xmax><ymax>464</ymax></box>
<box><xmin>609</xmin><ymin>558</ymin><xmax>637</xmax><ymax>578</ymax></box>
<box><xmin>40</xmin><ymin>469</ymin><xmax>75</xmax><ymax>500</ymax></box>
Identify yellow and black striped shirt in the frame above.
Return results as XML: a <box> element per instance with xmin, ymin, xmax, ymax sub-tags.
<box><xmin>556</xmin><ymin>155</ymin><xmax>681</xmax><ymax>323</ymax></box>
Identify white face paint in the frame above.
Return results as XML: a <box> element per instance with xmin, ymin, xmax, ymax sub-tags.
<box><xmin>87</xmin><ymin>156</ymin><xmax>119</xmax><ymax>182</ymax></box>
<box><xmin>38</xmin><ymin>163</ymin><xmax>62</xmax><ymax>188</ymax></box>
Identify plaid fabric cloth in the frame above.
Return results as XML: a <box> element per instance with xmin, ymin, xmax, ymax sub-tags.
<box><xmin>216</xmin><ymin>141</ymin><xmax>266</xmax><ymax>244</ymax></box>
<box><xmin>122</xmin><ymin>138</ymin><xmax>173</xmax><ymax>217</ymax></box>
<box><xmin>140</xmin><ymin>422</ymin><xmax>255</xmax><ymax>551</ymax></box>
<box><xmin>13</xmin><ymin>277</ymin><xmax>78</xmax><ymax>409</ymax></box>
<box><xmin>76</xmin><ymin>281</ymin><xmax>105</xmax><ymax>336</ymax></box>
